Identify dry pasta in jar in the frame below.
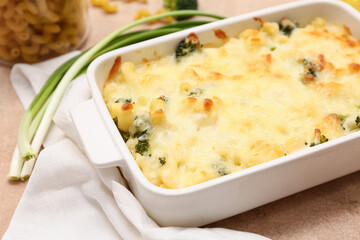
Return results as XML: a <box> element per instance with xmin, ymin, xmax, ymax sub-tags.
<box><xmin>0</xmin><ymin>0</ymin><xmax>88</xmax><ymax>64</ymax></box>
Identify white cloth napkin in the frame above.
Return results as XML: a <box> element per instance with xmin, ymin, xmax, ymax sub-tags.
<box><xmin>4</xmin><ymin>52</ymin><xmax>270</xmax><ymax>240</ymax></box>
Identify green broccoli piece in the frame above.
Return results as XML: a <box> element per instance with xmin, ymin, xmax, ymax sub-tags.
<box><xmin>356</xmin><ymin>116</ymin><xmax>360</xmax><ymax>128</ymax></box>
<box><xmin>129</xmin><ymin>114</ymin><xmax>152</xmax><ymax>139</ymax></box>
<box><xmin>279</xmin><ymin>18</ymin><xmax>299</xmax><ymax>37</ymax></box>
<box><xmin>301</xmin><ymin>58</ymin><xmax>319</xmax><ymax>84</ymax></box>
<box><xmin>211</xmin><ymin>161</ymin><xmax>230</xmax><ymax>176</ymax></box>
<box><xmin>159</xmin><ymin>95</ymin><xmax>168</xmax><ymax>103</ymax></box>
<box><xmin>113</xmin><ymin>117</ymin><xmax>118</xmax><ymax>126</ymax></box>
<box><xmin>119</xmin><ymin>130</ymin><xmax>130</xmax><ymax>142</ymax></box>
<box><xmin>338</xmin><ymin>114</ymin><xmax>348</xmax><ymax>130</ymax></box>
<box><xmin>129</xmin><ymin>115</ymin><xmax>152</xmax><ymax>155</ymax></box>
<box><xmin>113</xmin><ymin>117</ymin><xmax>130</xmax><ymax>142</ymax></box>
<box><xmin>310</xmin><ymin>135</ymin><xmax>328</xmax><ymax>147</ymax></box>
<box><xmin>115</xmin><ymin>98</ymin><xmax>134</xmax><ymax>104</ymax></box>
<box><xmin>302</xmin><ymin>59</ymin><xmax>318</xmax><ymax>77</ymax></box>
<box><xmin>163</xmin><ymin>0</ymin><xmax>198</xmax><ymax>20</ymax></box>
<box><xmin>188</xmin><ymin>87</ymin><xmax>203</xmax><ymax>97</ymax></box>
<box><xmin>135</xmin><ymin>139</ymin><xmax>150</xmax><ymax>155</ymax></box>
<box><xmin>134</xmin><ymin>130</ymin><xmax>148</xmax><ymax>139</ymax></box>
<box><xmin>338</xmin><ymin>114</ymin><xmax>347</xmax><ymax>123</ymax></box>
<box><xmin>159</xmin><ymin>157</ymin><xmax>166</xmax><ymax>165</ymax></box>
<box><xmin>320</xmin><ymin>135</ymin><xmax>329</xmax><ymax>143</ymax></box>
<box><xmin>303</xmin><ymin>59</ymin><xmax>318</xmax><ymax>77</ymax></box>
<box><xmin>175</xmin><ymin>32</ymin><xmax>201</xmax><ymax>59</ymax></box>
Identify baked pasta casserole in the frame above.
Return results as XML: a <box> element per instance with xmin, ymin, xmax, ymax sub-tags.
<box><xmin>103</xmin><ymin>17</ymin><xmax>360</xmax><ymax>189</ymax></box>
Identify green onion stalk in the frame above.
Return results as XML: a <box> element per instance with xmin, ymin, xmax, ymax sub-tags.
<box><xmin>8</xmin><ymin>10</ymin><xmax>226</xmax><ymax>180</ymax></box>
<box><xmin>8</xmin><ymin>94</ymin><xmax>53</xmax><ymax>179</ymax></box>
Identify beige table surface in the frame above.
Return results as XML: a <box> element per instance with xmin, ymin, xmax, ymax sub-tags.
<box><xmin>1</xmin><ymin>0</ymin><xmax>360</xmax><ymax>239</ymax></box>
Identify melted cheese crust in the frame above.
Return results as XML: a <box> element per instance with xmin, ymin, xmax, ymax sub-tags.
<box><xmin>103</xmin><ymin>18</ymin><xmax>360</xmax><ymax>189</ymax></box>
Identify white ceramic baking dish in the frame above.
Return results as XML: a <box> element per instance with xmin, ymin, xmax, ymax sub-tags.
<box><xmin>70</xmin><ymin>0</ymin><xmax>360</xmax><ymax>227</ymax></box>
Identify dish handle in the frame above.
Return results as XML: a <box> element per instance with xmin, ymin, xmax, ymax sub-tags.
<box><xmin>70</xmin><ymin>99</ymin><xmax>124</xmax><ymax>168</ymax></box>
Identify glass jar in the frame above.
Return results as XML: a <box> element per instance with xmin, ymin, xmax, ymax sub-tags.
<box><xmin>0</xmin><ymin>0</ymin><xmax>89</xmax><ymax>64</ymax></box>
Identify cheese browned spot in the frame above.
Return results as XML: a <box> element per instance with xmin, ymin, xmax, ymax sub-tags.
<box><xmin>318</xmin><ymin>54</ymin><xmax>325</xmax><ymax>70</ymax></box>
<box><xmin>214</xmin><ymin>29</ymin><xmax>228</xmax><ymax>40</ymax></box>
<box><xmin>304</xmin><ymin>73</ymin><xmax>315</xmax><ymax>83</ymax></box>
<box><xmin>107</xmin><ymin>56</ymin><xmax>121</xmax><ymax>83</ymax></box>
<box><xmin>253</xmin><ymin>17</ymin><xmax>264</xmax><ymax>26</ymax></box>
<box><xmin>266</xmin><ymin>53</ymin><xmax>272</xmax><ymax>64</ymax></box>
<box><xmin>187</xmin><ymin>97</ymin><xmax>197</xmax><ymax>103</ymax></box>
<box><xmin>347</xmin><ymin>39</ymin><xmax>356</xmax><ymax>47</ymax></box>
<box><xmin>188</xmin><ymin>32</ymin><xmax>201</xmax><ymax>49</ymax></box>
<box><xmin>203</xmin><ymin>98</ymin><xmax>213</xmax><ymax>111</ymax></box>
<box><xmin>210</xmin><ymin>72</ymin><xmax>222</xmax><ymax>80</ymax></box>
<box><xmin>103</xmin><ymin>17</ymin><xmax>360</xmax><ymax>189</ymax></box>
<box><xmin>349</xmin><ymin>63</ymin><xmax>360</xmax><ymax>72</ymax></box>
<box><xmin>122</xmin><ymin>102</ymin><xmax>133</xmax><ymax>110</ymax></box>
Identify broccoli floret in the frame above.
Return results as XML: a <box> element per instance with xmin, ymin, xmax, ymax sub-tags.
<box><xmin>211</xmin><ymin>160</ymin><xmax>230</xmax><ymax>176</ymax></box>
<box><xmin>320</xmin><ymin>135</ymin><xmax>329</xmax><ymax>143</ymax></box>
<box><xmin>301</xmin><ymin>58</ymin><xmax>319</xmax><ymax>84</ymax></box>
<box><xmin>356</xmin><ymin>116</ymin><xmax>360</xmax><ymax>128</ymax></box>
<box><xmin>188</xmin><ymin>87</ymin><xmax>203</xmax><ymax>97</ymax></box>
<box><xmin>302</xmin><ymin>59</ymin><xmax>318</xmax><ymax>77</ymax></box>
<box><xmin>338</xmin><ymin>114</ymin><xmax>347</xmax><ymax>123</ymax></box>
<box><xmin>113</xmin><ymin>117</ymin><xmax>130</xmax><ymax>142</ymax></box>
<box><xmin>279</xmin><ymin>18</ymin><xmax>299</xmax><ymax>37</ymax></box>
<box><xmin>309</xmin><ymin>128</ymin><xmax>328</xmax><ymax>147</ymax></box>
<box><xmin>133</xmin><ymin>130</ymin><xmax>148</xmax><ymax>139</ymax></box>
<box><xmin>212</xmin><ymin>163</ymin><xmax>230</xmax><ymax>176</ymax></box>
<box><xmin>303</xmin><ymin>59</ymin><xmax>318</xmax><ymax>77</ymax></box>
<box><xmin>159</xmin><ymin>157</ymin><xmax>166</xmax><ymax>165</ymax></box>
<box><xmin>129</xmin><ymin>114</ymin><xmax>152</xmax><ymax>139</ymax></box>
<box><xmin>135</xmin><ymin>139</ymin><xmax>150</xmax><ymax>155</ymax></box>
<box><xmin>175</xmin><ymin>32</ymin><xmax>201</xmax><ymax>59</ymax></box>
<box><xmin>130</xmin><ymin>115</ymin><xmax>152</xmax><ymax>155</ymax></box>
<box><xmin>113</xmin><ymin>117</ymin><xmax>118</xmax><ymax>126</ymax></box>
<box><xmin>119</xmin><ymin>130</ymin><xmax>130</xmax><ymax>142</ymax></box>
<box><xmin>159</xmin><ymin>95</ymin><xmax>168</xmax><ymax>103</ymax></box>
<box><xmin>115</xmin><ymin>98</ymin><xmax>134</xmax><ymax>104</ymax></box>
<box><xmin>310</xmin><ymin>135</ymin><xmax>328</xmax><ymax>147</ymax></box>
<box><xmin>338</xmin><ymin>114</ymin><xmax>348</xmax><ymax>130</ymax></box>
<box><xmin>164</xmin><ymin>0</ymin><xmax>198</xmax><ymax>20</ymax></box>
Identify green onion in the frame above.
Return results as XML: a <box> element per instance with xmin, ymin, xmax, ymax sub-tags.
<box><xmin>8</xmin><ymin>10</ymin><xmax>226</xmax><ymax>180</ymax></box>
<box><xmin>8</xmin><ymin>94</ymin><xmax>53</xmax><ymax>180</ymax></box>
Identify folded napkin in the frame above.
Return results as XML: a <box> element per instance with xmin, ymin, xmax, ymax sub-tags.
<box><xmin>4</xmin><ymin>53</ymin><xmax>270</xmax><ymax>240</ymax></box>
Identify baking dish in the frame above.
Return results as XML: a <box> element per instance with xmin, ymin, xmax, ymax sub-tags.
<box><xmin>70</xmin><ymin>0</ymin><xmax>360</xmax><ymax>227</ymax></box>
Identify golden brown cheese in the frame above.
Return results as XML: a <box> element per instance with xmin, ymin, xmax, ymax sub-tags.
<box><xmin>102</xmin><ymin>18</ymin><xmax>360</xmax><ymax>189</ymax></box>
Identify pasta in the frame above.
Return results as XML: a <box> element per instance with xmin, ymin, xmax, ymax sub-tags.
<box><xmin>23</xmin><ymin>11</ymin><xmax>39</xmax><ymax>25</ymax></box>
<box><xmin>0</xmin><ymin>0</ymin><xmax>9</xmax><ymax>8</ymax></box>
<box><xmin>90</xmin><ymin>0</ymin><xmax>118</xmax><ymax>13</ymax></box>
<box><xmin>35</xmin><ymin>0</ymin><xmax>47</xmax><ymax>13</ymax></box>
<box><xmin>45</xmin><ymin>11</ymin><xmax>60</xmax><ymax>23</ymax></box>
<box><xmin>0</xmin><ymin>0</ymin><xmax>88</xmax><ymax>64</ymax></box>
<box><xmin>90</xmin><ymin>0</ymin><xmax>147</xmax><ymax>14</ymax></box>
<box><xmin>0</xmin><ymin>35</ymin><xmax>9</xmax><ymax>45</ymax></box>
<box><xmin>0</xmin><ymin>46</ymin><xmax>17</xmax><ymax>61</ymax></box>
<box><xmin>5</xmin><ymin>18</ymin><xmax>28</xmax><ymax>32</ymax></box>
<box><xmin>23</xmin><ymin>1</ymin><xmax>39</xmax><ymax>15</ymax></box>
<box><xmin>43</xmin><ymin>23</ymin><xmax>61</xmax><ymax>33</ymax></box>
<box><xmin>0</xmin><ymin>25</ymin><xmax>10</xmax><ymax>36</ymax></box>
<box><xmin>102</xmin><ymin>1</ymin><xmax>118</xmax><ymax>13</ymax></box>
<box><xmin>3</xmin><ymin>1</ymin><xmax>15</xmax><ymax>20</ymax></box>
<box><xmin>20</xmin><ymin>43</ymin><xmax>39</xmax><ymax>55</ymax></box>
<box><xmin>134</xmin><ymin>8</ymin><xmax>173</xmax><ymax>24</ymax></box>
